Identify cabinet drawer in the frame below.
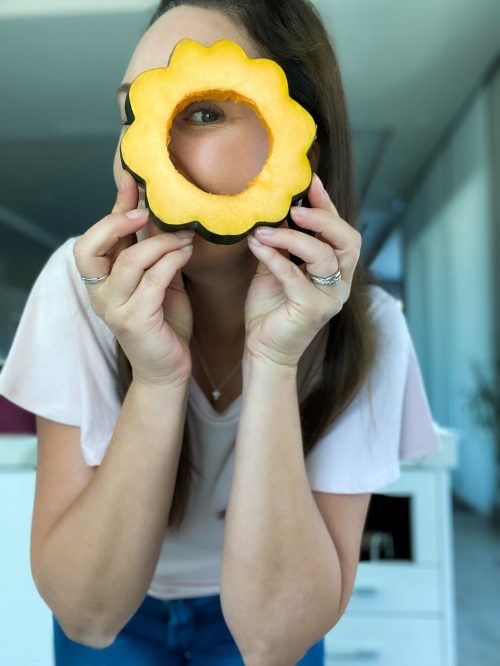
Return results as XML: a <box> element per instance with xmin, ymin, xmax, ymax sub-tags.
<box><xmin>324</xmin><ymin>616</ymin><xmax>443</xmax><ymax>666</ymax></box>
<box><xmin>347</xmin><ymin>563</ymin><xmax>441</xmax><ymax>613</ymax></box>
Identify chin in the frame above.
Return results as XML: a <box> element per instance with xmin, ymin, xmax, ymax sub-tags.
<box><xmin>186</xmin><ymin>233</ymin><xmax>254</xmax><ymax>273</ymax></box>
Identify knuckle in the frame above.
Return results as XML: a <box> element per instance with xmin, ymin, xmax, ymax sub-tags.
<box><xmin>106</xmin><ymin>308</ymin><xmax>133</xmax><ymax>336</ymax></box>
<box><xmin>283</xmin><ymin>261</ymin><xmax>303</xmax><ymax>281</ymax></box>
<box><xmin>350</xmin><ymin>244</ymin><xmax>361</xmax><ymax>262</ymax></box>
<box><xmin>352</xmin><ymin>229</ymin><xmax>362</xmax><ymax>250</ymax></box>
<box><xmin>318</xmin><ymin>302</ymin><xmax>334</xmax><ymax>325</ymax></box>
<box><xmin>72</xmin><ymin>239</ymin><xmax>85</xmax><ymax>260</ymax></box>
<box><xmin>116</xmin><ymin>247</ymin><xmax>138</xmax><ymax>270</ymax></box>
<box><xmin>320</xmin><ymin>244</ymin><xmax>336</xmax><ymax>265</ymax></box>
<box><xmin>143</xmin><ymin>268</ymin><xmax>163</xmax><ymax>287</ymax></box>
<box><xmin>88</xmin><ymin>298</ymin><xmax>105</xmax><ymax>320</ymax></box>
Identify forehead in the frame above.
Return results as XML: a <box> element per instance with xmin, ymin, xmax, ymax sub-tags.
<box><xmin>122</xmin><ymin>5</ymin><xmax>262</xmax><ymax>84</ymax></box>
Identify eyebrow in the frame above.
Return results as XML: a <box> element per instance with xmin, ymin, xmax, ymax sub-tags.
<box><xmin>116</xmin><ymin>83</ymin><xmax>131</xmax><ymax>98</ymax></box>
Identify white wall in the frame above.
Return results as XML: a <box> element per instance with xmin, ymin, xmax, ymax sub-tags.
<box><xmin>402</xmin><ymin>73</ymin><xmax>498</xmax><ymax>515</ymax></box>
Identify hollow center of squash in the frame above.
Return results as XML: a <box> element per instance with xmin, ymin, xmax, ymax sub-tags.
<box><xmin>167</xmin><ymin>94</ymin><xmax>271</xmax><ymax>196</ymax></box>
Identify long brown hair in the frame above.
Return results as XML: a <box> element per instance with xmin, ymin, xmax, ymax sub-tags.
<box><xmin>115</xmin><ymin>0</ymin><xmax>379</xmax><ymax>530</ymax></box>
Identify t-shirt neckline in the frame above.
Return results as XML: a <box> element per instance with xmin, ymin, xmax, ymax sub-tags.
<box><xmin>189</xmin><ymin>374</ymin><xmax>242</xmax><ymax>423</ymax></box>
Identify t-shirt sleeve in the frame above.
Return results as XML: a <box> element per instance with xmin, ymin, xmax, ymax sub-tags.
<box><xmin>0</xmin><ymin>237</ymin><xmax>121</xmax><ymax>465</ymax></box>
<box><xmin>305</xmin><ymin>286</ymin><xmax>441</xmax><ymax>494</ymax></box>
<box><xmin>0</xmin><ymin>238</ymin><xmax>82</xmax><ymax>425</ymax></box>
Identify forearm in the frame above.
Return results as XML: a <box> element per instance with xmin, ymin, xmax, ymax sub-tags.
<box><xmin>220</xmin><ymin>357</ymin><xmax>341</xmax><ymax>665</ymax></box>
<box><xmin>34</xmin><ymin>377</ymin><xmax>189</xmax><ymax>646</ymax></box>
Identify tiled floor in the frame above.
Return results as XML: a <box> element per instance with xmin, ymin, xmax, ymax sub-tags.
<box><xmin>452</xmin><ymin>498</ymin><xmax>500</xmax><ymax>666</ymax></box>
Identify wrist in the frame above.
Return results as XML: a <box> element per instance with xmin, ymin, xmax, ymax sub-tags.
<box><xmin>131</xmin><ymin>371</ymin><xmax>191</xmax><ymax>394</ymax></box>
<box><xmin>242</xmin><ymin>352</ymin><xmax>297</xmax><ymax>392</ymax></box>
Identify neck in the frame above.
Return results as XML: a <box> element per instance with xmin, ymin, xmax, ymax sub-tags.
<box><xmin>185</xmin><ymin>253</ymin><xmax>257</xmax><ymax>348</ymax></box>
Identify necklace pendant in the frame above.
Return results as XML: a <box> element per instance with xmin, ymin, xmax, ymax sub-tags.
<box><xmin>211</xmin><ymin>389</ymin><xmax>222</xmax><ymax>401</ymax></box>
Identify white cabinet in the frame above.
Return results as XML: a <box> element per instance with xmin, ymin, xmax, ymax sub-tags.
<box><xmin>0</xmin><ymin>436</ymin><xmax>53</xmax><ymax>666</ymax></box>
<box><xmin>1</xmin><ymin>431</ymin><xmax>458</xmax><ymax>666</ymax></box>
<box><xmin>324</xmin><ymin>428</ymin><xmax>458</xmax><ymax>666</ymax></box>
<box><xmin>325</xmin><ymin>617</ymin><xmax>442</xmax><ymax>665</ymax></box>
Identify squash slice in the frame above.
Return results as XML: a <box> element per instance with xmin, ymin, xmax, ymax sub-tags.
<box><xmin>120</xmin><ymin>38</ymin><xmax>317</xmax><ymax>244</ymax></box>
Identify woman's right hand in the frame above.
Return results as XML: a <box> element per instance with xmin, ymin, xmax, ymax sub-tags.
<box><xmin>73</xmin><ymin>170</ymin><xmax>195</xmax><ymax>387</ymax></box>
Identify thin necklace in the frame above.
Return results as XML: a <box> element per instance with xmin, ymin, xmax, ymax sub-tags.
<box><xmin>191</xmin><ymin>335</ymin><xmax>242</xmax><ymax>402</ymax></box>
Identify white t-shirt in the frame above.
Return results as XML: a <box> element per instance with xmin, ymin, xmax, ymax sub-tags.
<box><xmin>0</xmin><ymin>237</ymin><xmax>440</xmax><ymax>600</ymax></box>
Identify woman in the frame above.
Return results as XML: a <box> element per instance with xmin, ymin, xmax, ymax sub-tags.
<box><xmin>0</xmin><ymin>1</ymin><xmax>440</xmax><ymax>664</ymax></box>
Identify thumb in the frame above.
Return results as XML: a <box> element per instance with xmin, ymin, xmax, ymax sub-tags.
<box><xmin>169</xmin><ymin>268</ymin><xmax>187</xmax><ymax>294</ymax></box>
<box><xmin>112</xmin><ymin>169</ymin><xmax>139</xmax><ymax>214</ymax></box>
<box><xmin>107</xmin><ymin>170</ymin><xmax>141</xmax><ymax>264</ymax></box>
<box><xmin>253</xmin><ymin>243</ymin><xmax>289</xmax><ymax>278</ymax></box>
<box><xmin>254</xmin><ymin>257</ymin><xmax>271</xmax><ymax>278</ymax></box>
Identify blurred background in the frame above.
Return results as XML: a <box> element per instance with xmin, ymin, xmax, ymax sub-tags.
<box><xmin>0</xmin><ymin>0</ymin><xmax>499</xmax><ymax>664</ymax></box>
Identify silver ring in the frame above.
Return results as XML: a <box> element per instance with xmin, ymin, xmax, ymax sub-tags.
<box><xmin>79</xmin><ymin>271</ymin><xmax>111</xmax><ymax>285</ymax></box>
<box><xmin>308</xmin><ymin>269</ymin><xmax>342</xmax><ymax>286</ymax></box>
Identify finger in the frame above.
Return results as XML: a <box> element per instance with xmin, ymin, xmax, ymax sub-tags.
<box><xmin>126</xmin><ymin>244</ymin><xmax>194</xmax><ymax>313</ymax></box>
<box><xmin>290</xmin><ymin>175</ymin><xmax>362</xmax><ymax>253</ymax></box>
<box><xmin>247</xmin><ymin>235</ymin><xmax>317</xmax><ymax>307</ymax></box>
<box><xmin>73</xmin><ymin>208</ymin><xmax>150</xmax><ymax>288</ymax></box>
<box><xmin>306</xmin><ymin>173</ymin><xmax>338</xmax><ymax>214</ymax></box>
<box><xmin>106</xmin><ymin>231</ymin><xmax>195</xmax><ymax>306</ymax></box>
<box><xmin>289</xmin><ymin>206</ymin><xmax>362</xmax><ymax>255</ymax></box>
<box><xmin>288</xmin><ymin>209</ymin><xmax>361</xmax><ymax>274</ymax></box>
<box><xmin>112</xmin><ymin>169</ymin><xmax>139</xmax><ymax>214</ymax></box>
<box><xmin>107</xmin><ymin>171</ymin><xmax>143</xmax><ymax>264</ymax></box>
<box><xmin>74</xmin><ymin>169</ymin><xmax>144</xmax><ymax>285</ymax></box>
<box><xmin>254</xmin><ymin>225</ymin><xmax>341</xmax><ymax>287</ymax></box>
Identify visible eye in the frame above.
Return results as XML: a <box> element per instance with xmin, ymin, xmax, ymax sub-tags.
<box><xmin>184</xmin><ymin>103</ymin><xmax>224</xmax><ymax>124</ymax></box>
<box><xmin>119</xmin><ymin>102</ymin><xmax>224</xmax><ymax>127</ymax></box>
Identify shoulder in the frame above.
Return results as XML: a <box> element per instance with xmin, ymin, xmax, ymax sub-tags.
<box><xmin>365</xmin><ymin>283</ymin><xmax>403</xmax><ymax>318</ymax></box>
<box><xmin>364</xmin><ymin>284</ymin><xmax>411</xmax><ymax>362</ymax></box>
<box><xmin>358</xmin><ymin>284</ymin><xmax>412</xmax><ymax>380</ymax></box>
<box><xmin>44</xmin><ymin>236</ymin><xmax>81</xmax><ymax>283</ymax></box>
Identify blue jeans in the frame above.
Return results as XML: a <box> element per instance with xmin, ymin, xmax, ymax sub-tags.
<box><xmin>53</xmin><ymin>593</ymin><xmax>325</xmax><ymax>665</ymax></box>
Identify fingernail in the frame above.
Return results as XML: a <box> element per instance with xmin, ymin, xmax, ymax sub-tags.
<box><xmin>175</xmin><ymin>229</ymin><xmax>195</xmax><ymax>238</ymax></box>
<box><xmin>255</xmin><ymin>226</ymin><xmax>276</xmax><ymax>235</ymax></box>
<box><xmin>290</xmin><ymin>206</ymin><xmax>309</xmax><ymax>218</ymax></box>
<box><xmin>126</xmin><ymin>208</ymin><xmax>149</xmax><ymax>219</ymax></box>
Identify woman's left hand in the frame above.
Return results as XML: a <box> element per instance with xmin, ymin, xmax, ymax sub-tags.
<box><xmin>244</xmin><ymin>173</ymin><xmax>362</xmax><ymax>367</ymax></box>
